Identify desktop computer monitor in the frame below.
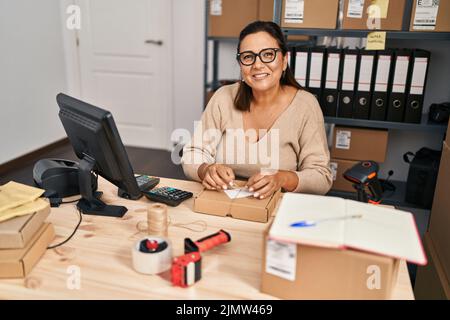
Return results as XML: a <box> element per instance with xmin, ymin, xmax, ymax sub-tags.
<box><xmin>57</xmin><ymin>93</ymin><xmax>142</xmax><ymax>217</ymax></box>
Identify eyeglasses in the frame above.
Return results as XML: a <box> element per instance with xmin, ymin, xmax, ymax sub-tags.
<box><xmin>236</xmin><ymin>48</ymin><xmax>281</xmax><ymax>66</ymax></box>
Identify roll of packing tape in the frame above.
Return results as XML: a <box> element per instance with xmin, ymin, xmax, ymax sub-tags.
<box><xmin>132</xmin><ymin>236</ymin><xmax>172</xmax><ymax>275</ymax></box>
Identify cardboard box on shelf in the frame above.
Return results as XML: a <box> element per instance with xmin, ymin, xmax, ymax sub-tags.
<box><xmin>410</xmin><ymin>0</ymin><xmax>450</xmax><ymax>32</ymax></box>
<box><xmin>0</xmin><ymin>203</ymin><xmax>50</xmax><ymax>249</ymax></box>
<box><xmin>342</xmin><ymin>0</ymin><xmax>406</xmax><ymax>31</ymax></box>
<box><xmin>260</xmin><ymin>222</ymin><xmax>400</xmax><ymax>299</ymax></box>
<box><xmin>330</xmin><ymin>126</ymin><xmax>389</xmax><ymax>163</ymax></box>
<box><xmin>208</xmin><ymin>0</ymin><xmax>258</xmax><ymax>38</ymax></box>
<box><xmin>281</xmin><ymin>0</ymin><xmax>339</xmax><ymax>29</ymax></box>
<box><xmin>193</xmin><ymin>181</ymin><xmax>281</xmax><ymax>223</ymax></box>
<box><xmin>414</xmin><ymin>232</ymin><xmax>450</xmax><ymax>300</ymax></box>
<box><xmin>330</xmin><ymin>158</ymin><xmax>359</xmax><ymax>192</ymax></box>
<box><xmin>0</xmin><ymin>223</ymin><xmax>55</xmax><ymax>278</ymax></box>
<box><xmin>428</xmin><ymin>140</ymin><xmax>450</xmax><ymax>281</ymax></box>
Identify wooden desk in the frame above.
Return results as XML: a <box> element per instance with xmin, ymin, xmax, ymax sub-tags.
<box><xmin>0</xmin><ymin>178</ymin><xmax>414</xmax><ymax>299</ymax></box>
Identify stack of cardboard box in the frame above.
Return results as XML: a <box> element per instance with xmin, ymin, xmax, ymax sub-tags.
<box><xmin>414</xmin><ymin>121</ymin><xmax>450</xmax><ymax>299</ymax></box>
<box><xmin>330</xmin><ymin>126</ymin><xmax>389</xmax><ymax>193</ymax></box>
<box><xmin>0</xmin><ymin>191</ymin><xmax>54</xmax><ymax>278</ymax></box>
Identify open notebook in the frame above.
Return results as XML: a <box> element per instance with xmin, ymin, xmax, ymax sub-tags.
<box><xmin>269</xmin><ymin>193</ymin><xmax>427</xmax><ymax>265</ymax></box>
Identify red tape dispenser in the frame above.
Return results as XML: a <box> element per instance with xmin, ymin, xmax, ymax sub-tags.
<box><xmin>171</xmin><ymin>230</ymin><xmax>231</xmax><ymax>288</ymax></box>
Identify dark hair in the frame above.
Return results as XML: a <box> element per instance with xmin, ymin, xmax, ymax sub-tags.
<box><xmin>234</xmin><ymin>21</ymin><xmax>302</xmax><ymax>112</ymax></box>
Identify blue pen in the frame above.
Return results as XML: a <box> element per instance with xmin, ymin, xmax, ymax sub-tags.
<box><xmin>290</xmin><ymin>214</ymin><xmax>363</xmax><ymax>228</ymax></box>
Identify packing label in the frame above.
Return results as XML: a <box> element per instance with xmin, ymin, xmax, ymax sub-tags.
<box><xmin>413</xmin><ymin>0</ymin><xmax>440</xmax><ymax>30</ymax></box>
<box><xmin>330</xmin><ymin>162</ymin><xmax>338</xmax><ymax>181</ymax></box>
<box><xmin>210</xmin><ymin>0</ymin><xmax>222</xmax><ymax>16</ymax></box>
<box><xmin>335</xmin><ymin>130</ymin><xmax>351</xmax><ymax>150</ymax></box>
<box><xmin>347</xmin><ymin>0</ymin><xmax>365</xmax><ymax>18</ymax></box>
<box><xmin>284</xmin><ymin>0</ymin><xmax>304</xmax><ymax>24</ymax></box>
<box><xmin>266</xmin><ymin>239</ymin><xmax>297</xmax><ymax>281</ymax></box>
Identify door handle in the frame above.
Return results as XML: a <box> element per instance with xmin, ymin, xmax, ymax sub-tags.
<box><xmin>145</xmin><ymin>39</ymin><xmax>163</xmax><ymax>46</ymax></box>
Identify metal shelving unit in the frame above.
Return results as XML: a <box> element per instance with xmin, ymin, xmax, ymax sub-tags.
<box><xmin>272</xmin><ymin>0</ymin><xmax>449</xmax><ymax>211</ymax></box>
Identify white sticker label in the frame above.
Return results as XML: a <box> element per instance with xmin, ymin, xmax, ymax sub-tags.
<box><xmin>210</xmin><ymin>0</ymin><xmax>222</xmax><ymax>16</ymax></box>
<box><xmin>284</xmin><ymin>0</ymin><xmax>304</xmax><ymax>24</ymax></box>
<box><xmin>374</xmin><ymin>55</ymin><xmax>391</xmax><ymax>92</ymax></box>
<box><xmin>342</xmin><ymin>55</ymin><xmax>357</xmax><ymax>91</ymax></box>
<box><xmin>325</xmin><ymin>53</ymin><xmax>340</xmax><ymax>89</ymax></box>
<box><xmin>336</xmin><ymin>130</ymin><xmax>351</xmax><ymax>150</ymax></box>
<box><xmin>309</xmin><ymin>53</ymin><xmax>323</xmax><ymax>88</ymax></box>
<box><xmin>410</xmin><ymin>57</ymin><xmax>428</xmax><ymax>95</ymax></box>
<box><xmin>392</xmin><ymin>56</ymin><xmax>410</xmax><ymax>93</ymax></box>
<box><xmin>347</xmin><ymin>0</ymin><xmax>365</xmax><ymax>18</ymax></box>
<box><xmin>358</xmin><ymin>55</ymin><xmax>374</xmax><ymax>92</ymax></box>
<box><xmin>295</xmin><ymin>52</ymin><xmax>308</xmax><ymax>86</ymax></box>
<box><xmin>330</xmin><ymin>162</ymin><xmax>338</xmax><ymax>181</ymax></box>
<box><xmin>265</xmin><ymin>239</ymin><xmax>297</xmax><ymax>281</ymax></box>
<box><xmin>413</xmin><ymin>0</ymin><xmax>440</xmax><ymax>30</ymax></box>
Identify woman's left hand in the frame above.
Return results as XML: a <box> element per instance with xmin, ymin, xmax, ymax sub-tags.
<box><xmin>246</xmin><ymin>172</ymin><xmax>286</xmax><ymax>200</ymax></box>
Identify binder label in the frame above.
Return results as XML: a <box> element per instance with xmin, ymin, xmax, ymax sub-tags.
<box><xmin>325</xmin><ymin>53</ymin><xmax>340</xmax><ymax>89</ymax></box>
<box><xmin>295</xmin><ymin>52</ymin><xmax>308</xmax><ymax>87</ymax></box>
<box><xmin>413</xmin><ymin>0</ymin><xmax>440</xmax><ymax>30</ymax></box>
<box><xmin>358</xmin><ymin>55</ymin><xmax>374</xmax><ymax>92</ymax></box>
<box><xmin>265</xmin><ymin>239</ymin><xmax>297</xmax><ymax>281</ymax></box>
<box><xmin>392</xmin><ymin>56</ymin><xmax>410</xmax><ymax>93</ymax></box>
<box><xmin>374</xmin><ymin>55</ymin><xmax>391</xmax><ymax>92</ymax></box>
<box><xmin>347</xmin><ymin>0</ymin><xmax>365</xmax><ymax>18</ymax></box>
<box><xmin>309</xmin><ymin>53</ymin><xmax>324</xmax><ymax>88</ymax></box>
<box><xmin>210</xmin><ymin>0</ymin><xmax>222</xmax><ymax>16</ymax></box>
<box><xmin>336</xmin><ymin>130</ymin><xmax>351</xmax><ymax>150</ymax></box>
<box><xmin>342</xmin><ymin>55</ymin><xmax>357</xmax><ymax>91</ymax></box>
<box><xmin>284</xmin><ymin>0</ymin><xmax>304</xmax><ymax>24</ymax></box>
<box><xmin>410</xmin><ymin>57</ymin><xmax>428</xmax><ymax>95</ymax></box>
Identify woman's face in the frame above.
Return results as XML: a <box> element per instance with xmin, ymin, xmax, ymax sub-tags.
<box><xmin>238</xmin><ymin>31</ymin><xmax>287</xmax><ymax>94</ymax></box>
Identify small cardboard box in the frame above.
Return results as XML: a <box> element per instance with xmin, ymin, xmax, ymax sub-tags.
<box><xmin>208</xmin><ymin>0</ymin><xmax>258</xmax><ymax>38</ymax></box>
<box><xmin>410</xmin><ymin>0</ymin><xmax>450</xmax><ymax>32</ymax></box>
<box><xmin>0</xmin><ymin>223</ymin><xmax>54</xmax><ymax>278</ymax></box>
<box><xmin>428</xmin><ymin>140</ymin><xmax>450</xmax><ymax>281</ymax></box>
<box><xmin>261</xmin><ymin>222</ymin><xmax>400</xmax><ymax>299</ymax></box>
<box><xmin>281</xmin><ymin>0</ymin><xmax>339</xmax><ymax>29</ymax></box>
<box><xmin>330</xmin><ymin>158</ymin><xmax>359</xmax><ymax>192</ymax></box>
<box><xmin>330</xmin><ymin>126</ymin><xmax>389</xmax><ymax>163</ymax></box>
<box><xmin>414</xmin><ymin>232</ymin><xmax>450</xmax><ymax>300</ymax></box>
<box><xmin>342</xmin><ymin>0</ymin><xmax>406</xmax><ymax>31</ymax></box>
<box><xmin>0</xmin><ymin>203</ymin><xmax>50</xmax><ymax>249</ymax></box>
<box><xmin>193</xmin><ymin>181</ymin><xmax>281</xmax><ymax>223</ymax></box>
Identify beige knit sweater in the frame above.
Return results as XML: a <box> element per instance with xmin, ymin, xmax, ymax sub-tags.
<box><xmin>181</xmin><ymin>82</ymin><xmax>332</xmax><ymax>195</ymax></box>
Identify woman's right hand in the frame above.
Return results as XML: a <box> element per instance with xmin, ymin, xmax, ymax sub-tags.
<box><xmin>198</xmin><ymin>163</ymin><xmax>235</xmax><ymax>190</ymax></box>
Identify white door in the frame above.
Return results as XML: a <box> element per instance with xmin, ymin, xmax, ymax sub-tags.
<box><xmin>76</xmin><ymin>0</ymin><xmax>172</xmax><ymax>150</ymax></box>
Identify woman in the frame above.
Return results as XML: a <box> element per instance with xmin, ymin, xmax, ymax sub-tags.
<box><xmin>182</xmin><ymin>21</ymin><xmax>332</xmax><ymax>199</ymax></box>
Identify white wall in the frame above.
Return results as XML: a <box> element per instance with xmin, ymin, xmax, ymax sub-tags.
<box><xmin>172</xmin><ymin>0</ymin><xmax>206</xmax><ymax>138</ymax></box>
<box><xmin>0</xmin><ymin>0</ymin><xmax>67</xmax><ymax>165</ymax></box>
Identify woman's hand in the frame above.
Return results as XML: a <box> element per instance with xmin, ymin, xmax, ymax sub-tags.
<box><xmin>198</xmin><ymin>163</ymin><xmax>235</xmax><ymax>190</ymax></box>
<box><xmin>246</xmin><ymin>171</ymin><xmax>298</xmax><ymax>199</ymax></box>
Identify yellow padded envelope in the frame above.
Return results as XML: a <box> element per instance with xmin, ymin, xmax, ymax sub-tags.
<box><xmin>0</xmin><ymin>182</ymin><xmax>46</xmax><ymax>222</ymax></box>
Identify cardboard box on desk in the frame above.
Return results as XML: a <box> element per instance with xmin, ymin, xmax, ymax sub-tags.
<box><xmin>261</xmin><ymin>193</ymin><xmax>426</xmax><ymax>299</ymax></box>
<box><xmin>342</xmin><ymin>0</ymin><xmax>406</xmax><ymax>31</ymax></box>
<box><xmin>261</xmin><ymin>225</ymin><xmax>401</xmax><ymax>299</ymax></box>
<box><xmin>0</xmin><ymin>203</ymin><xmax>50</xmax><ymax>249</ymax></box>
<box><xmin>194</xmin><ymin>183</ymin><xmax>281</xmax><ymax>223</ymax></box>
<box><xmin>0</xmin><ymin>223</ymin><xmax>54</xmax><ymax>278</ymax></box>
<box><xmin>331</xmin><ymin>126</ymin><xmax>389</xmax><ymax>163</ymax></box>
<box><xmin>414</xmin><ymin>232</ymin><xmax>450</xmax><ymax>300</ymax></box>
<box><xmin>428</xmin><ymin>140</ymin><xmax>450</xmax><ymax>281</ymax></box>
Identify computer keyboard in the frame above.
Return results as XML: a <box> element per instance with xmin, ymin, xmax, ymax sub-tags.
<box><xmin>142</xmin><ymin>186</ymin><xmax>193</xmax><ymax>207</ymax></box>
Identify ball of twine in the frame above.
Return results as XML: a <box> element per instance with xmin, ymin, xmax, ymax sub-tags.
<box><xmin>147</xmin><ymin>203</ymin><xmax>168</xmax><ymax>237</ymax></box>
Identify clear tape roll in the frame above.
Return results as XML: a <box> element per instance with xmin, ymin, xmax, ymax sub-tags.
<box><xmin>131</xmin><ymin>236</ymin><xmax>172</xmax><ymax>275</ymax></box>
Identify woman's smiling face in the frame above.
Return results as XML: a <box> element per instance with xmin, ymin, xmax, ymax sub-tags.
<box><xmin>238</xmin><ymin>31</ymin><xmax>287</xmax><ymax>94</ymax></box>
